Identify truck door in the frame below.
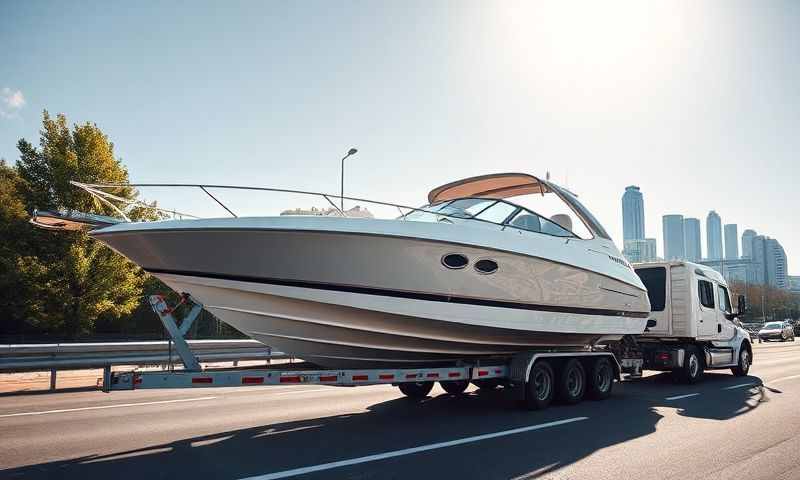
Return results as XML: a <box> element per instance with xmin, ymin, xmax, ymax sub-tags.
<box><xmin>697</xmin><ymin>279</ymin><xmax>718</xmax><ymax>337</ymax></box>
<box><xmin>716</xmin><ymin>284</ymin><xmax>735</xmax><ymax>340</ymax></box>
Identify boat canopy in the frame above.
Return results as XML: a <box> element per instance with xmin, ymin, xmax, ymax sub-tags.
<box><xmin>427</xmin><ymin>173</ymin><xmax>551</xmax><ymax>204</ymax></box>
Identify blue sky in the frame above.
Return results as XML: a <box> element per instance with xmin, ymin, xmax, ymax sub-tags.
<box><xmin>1</xmin><ymin>1</ymin><xmax>798</xmax><ymax>273</ymax></box>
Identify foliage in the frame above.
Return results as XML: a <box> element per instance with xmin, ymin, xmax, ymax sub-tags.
<box><xmin>728</xmin><ymin>281</ymin><xmax>800</xmax><ymax>322</ymax></box>
<box><xmin>0</xmin><ymin>112</ymin><xmax>147</xmax><ymax>337</ymax></box>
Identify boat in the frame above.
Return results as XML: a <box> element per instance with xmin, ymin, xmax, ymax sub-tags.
<box><xmin>32</xmin><ymin>173</ymin><xmax>651</xmax><ymax>367</ymax></box>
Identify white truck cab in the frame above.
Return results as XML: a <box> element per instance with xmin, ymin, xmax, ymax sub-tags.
<box><xmin>632</xmin><ymin>261</ymin><xmax>752</xmax><ymax>383</ymax></box>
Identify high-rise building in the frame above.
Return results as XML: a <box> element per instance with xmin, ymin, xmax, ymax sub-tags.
<box><xmin>766</xmin><ymin>239</ymin><xmax>788</xmax><ymax>289</ymax></box>
<box><xmin>623</xmin><ymin>238</ymin><xmax>658</xmax><ymax>263</ymax></box>
<box><xmin>752</xmin><ymin>235</ymin><xmax>767</xmax><ymax>284</ymax></box>
<box><xmin>622</xmin><ymin>186</ymin><xmax>645</xmax><ymax>241</ymax></box>
<box><xmin>741</xmin><ymin>229</ymin><xmax>757</xmax><ymax>259</ymax></box>
<box><xmin>789</xmin><ymin>276</ymin><xmax>800</xmax><ymax>294</ymax></box>
<box><xmin>683</xmin><ymin>218</ymin><xmax>702</xmax><ymax>262</ymax></box>
<box><xmin>724</xmin><ymin>224</ymin><xmax>739</xmax><ymax>260</ymax></box>
<box><xmin>706</xmin><ymin>210</ymin><xmax>723</xmax><ymax>260</ymax></box>
<box><xmin>663</xmin><ymin>215</ymin><xmax>685</xmax><ymax>261</ymax></box>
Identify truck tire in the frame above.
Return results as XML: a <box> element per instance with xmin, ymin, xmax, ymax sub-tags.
<box><xmin>440</xmin><ymin>380</ymin><xmax>470</xmax><ymax>395</ymax></box>
<box><xmin>473</xmin><ymin>378</ymin><xmax>502</xmax><ymax>391</ymax></box>
<box><xmin>524</xmin><ymin>360</ymin><xmax>555</xmax><ymax>410</ymax></box>
<box><xmin>731</xmin><ymin>344</ymin><xmax>751</xmax><ymax>377</ymax></box>
<box><xmin>586</xmin><ymin>357</ymin><xmax>615</xmax><ymax>400</ymax></box>
<box><xmin>557</xmin><ymin>358</ymin><xmax>586</xmax><ymax>404</ymax></box>
<box><xmin>673</xmin><ymin>346</ymin><xmax>704</xmax><ymax>384</ymax></box>
<box><xmin>398</xmin><ymin>381</ymin><xmax>434</xmax><ymax>399</ymax></box>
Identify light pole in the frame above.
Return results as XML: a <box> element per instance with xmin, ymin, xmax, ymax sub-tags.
<box><xmin>340</xmin><ymin>148</ymin><xmax>358</xmax><ymax>213</ymax></box>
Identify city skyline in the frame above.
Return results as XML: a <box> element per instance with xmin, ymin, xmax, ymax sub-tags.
<box><xmin>620</xmin><ymin>185</ymin><xmax>790</xmax><ymax>289</ymax></box>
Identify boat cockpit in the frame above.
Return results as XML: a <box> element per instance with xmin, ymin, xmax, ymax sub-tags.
<box><xmin>405</xmin><ymin>173</ymin><xmax>612</xmax><ymax>241</ymax></box>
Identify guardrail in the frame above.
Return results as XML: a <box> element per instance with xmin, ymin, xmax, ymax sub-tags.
<box><xmin>0</xmin><ymin>339</ymin><xmax>287</xmax><ymax>390</ymax></box>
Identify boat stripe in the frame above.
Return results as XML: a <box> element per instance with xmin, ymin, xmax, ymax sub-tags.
<box><xmin>145</xmin><ymin>268</ymin><xmax>650</xmax><ymax>318</ymax></box>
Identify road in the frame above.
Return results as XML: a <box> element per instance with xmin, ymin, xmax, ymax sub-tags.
<box><xmin>1</xmin><ymin>341</ymin><xmax>799</xmax><ymax>480</ymax></box>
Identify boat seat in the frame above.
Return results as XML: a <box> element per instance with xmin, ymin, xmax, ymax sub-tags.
<box><xmin>550</xmin><ymin>214</ymin><xmax>573</xmax><ymax>232</ymax></box>
<box><xmin>511</xmin><ymin>214</ymin><xmax>541</xmax><ymax>232</ymax></box>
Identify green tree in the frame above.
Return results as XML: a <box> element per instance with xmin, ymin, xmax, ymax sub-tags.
<box><xmin>1</xmin><ymin>111</ymin><xmax>147</xmax><ymax>338</ymax></box>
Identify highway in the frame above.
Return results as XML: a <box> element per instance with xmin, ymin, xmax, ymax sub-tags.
<box><xmin>1</xmin><ymin>341</ymin><xmax>799</xmax><ymax>480</ymax></box>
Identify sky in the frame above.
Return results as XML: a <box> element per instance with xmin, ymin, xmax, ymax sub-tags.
<box><xmin>1</xmin><ymin>1</ymin><xmax>798</xmax><ymax>273</ymax></box>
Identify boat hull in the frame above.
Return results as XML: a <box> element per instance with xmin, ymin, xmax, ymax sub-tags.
<box><xmin>92</xmin><ymin>217</ymin><xmax>650</xmax><ymax>367</ymax></box>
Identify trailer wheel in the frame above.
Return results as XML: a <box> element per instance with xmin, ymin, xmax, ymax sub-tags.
<box><xmin>398</xmin><ymin>381</ymin><xmax>434</xmax><ymax>399</ymax></box>
<box><xmin>557</xmin><ymin>358</ymin><xmax>586</xmax><ymax>404</ymax></box>
<box><xmin>586</xmin><ymin>357</ymin><xmax>614</xmax><ymax>401</ymax></box>
<box><xmin>673</xmin><ymin>346</ymin><xmax>704</xmax><ymax>384</ymax></box>
<box><xmin>473</xmin><ymin>378</ymin><xmax>502</xmax><ymax>391</ymax></box>
<box><xmin>731</xmin><ymin>344</ymin><xmax>751</xmax><ymax>377</ymax></box>
<box><xmin>524</xmin><ymin>360</ymin><xmax>555</xmax><ymax>410</ymax></box>
<box><xmin>440</xmin><ymin>380</ymin><xmax>470</xmax><ymax>395</ymax></box>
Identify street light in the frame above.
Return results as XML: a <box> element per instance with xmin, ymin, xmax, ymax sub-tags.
<box><xmin>340</xmin><ymin>148</ymin><xmax>358</xmax><ymax>213</ymax></box>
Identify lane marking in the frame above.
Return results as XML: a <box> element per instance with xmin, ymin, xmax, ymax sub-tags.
<box><xmin>238</xmin><ymin>417</ymin><xmax>589</xmax><ymax>480</ymax></box>
<box><xmin>0</xmin><ymin>396</ymin><xmax>216</xmax><ymax>418</ymax></box>
<box><xmin>665</xmin><ymin>393</ymin><xmax>700</xmax><ymax>401</ymax></box>
<box><xmin>723</xmin><ymin>383</ymin><xmax>755</xmax><ymax>390</ymax></box>
<box><xmin>767</xmin><ymin>374</ymin><xmax>800</xmax><ymax>385</ymax></box>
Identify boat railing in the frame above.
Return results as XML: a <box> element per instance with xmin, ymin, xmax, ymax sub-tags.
<box><xmin>69</xmin><ymin>181</ymin><xmax>508</xmax><ymax>228</ymax></box>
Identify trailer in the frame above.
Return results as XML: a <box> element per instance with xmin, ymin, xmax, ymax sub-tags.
<box><xmin>102</xmin><ymin>295</ymin><xmax>644</xmax><ymax>410</ymax></box>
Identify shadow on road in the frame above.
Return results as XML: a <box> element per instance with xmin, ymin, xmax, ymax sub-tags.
<box><xmin>1</xmin><ymin>373</ymin><xmax>771</xmax><ymax>480</ymax></box>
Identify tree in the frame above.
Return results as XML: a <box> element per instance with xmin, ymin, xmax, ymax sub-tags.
<box><xmin>1</xmin><ymin>111</ymin><xmax>147</xmax><ymax>338</ymax></box>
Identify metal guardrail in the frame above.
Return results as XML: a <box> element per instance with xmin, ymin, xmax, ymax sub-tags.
<box><xmin>0</xmin><ymin>339</ymin><xmax>287</xmax><ymax>390</ymax></box>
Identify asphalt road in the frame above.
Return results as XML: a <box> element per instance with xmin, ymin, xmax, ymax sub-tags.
<box><xmin>1</xmin><ymin>341</ymin><xmax>799</xmax><ymax>480</ymax></box>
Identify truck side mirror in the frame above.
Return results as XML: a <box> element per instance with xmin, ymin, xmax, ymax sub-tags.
<box><xmin>737</xmin><ymin>295</ymin><xmax>747</xmax><ymax>315</ymax></box>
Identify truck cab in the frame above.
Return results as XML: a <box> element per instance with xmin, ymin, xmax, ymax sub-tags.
<box><xmin>632</xmin><ymin>261</ymin><xmax>752</xmax><ymax>383</ymax></box>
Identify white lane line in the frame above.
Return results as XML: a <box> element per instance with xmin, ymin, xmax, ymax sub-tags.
<box><xmin>0</xmin><ymin>396</ymin><xmax>216</xmax><ymax>418</ymax></box>
<box><xmin>238</xmin><ymin>417</ymin><xmax>588</xmax><ymax>480</ymax></box>
<box><xmin>767</xmin><ymin>374</ymin><xmax>800</xmax><ymax>385</ymax></box>
<box><xmin>665</xmin><ymin>393</ymin><xmax>700</xmax><ymax>401</ymax></box>
<box><xmin>723</xmin><ymin>383</ymin><xmax>755</xmax><ymax>390</ymax></box>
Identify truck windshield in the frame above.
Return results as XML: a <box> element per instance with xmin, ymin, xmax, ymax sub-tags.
<box><xmin>634</xmin><ymin>267</ymin><xmax>666</xmax><ymax>312</ymax></box>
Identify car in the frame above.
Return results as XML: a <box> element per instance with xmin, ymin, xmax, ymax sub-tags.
<box><xmin>757</xmin><ymin>321</ymin><xmax>796</xmax><ymax>342</ymax></box>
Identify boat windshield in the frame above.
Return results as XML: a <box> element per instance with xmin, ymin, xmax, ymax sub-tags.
<box><xmin>403</xmin><ymin>198</ymin><xmax>579</xmax><ymax>239</ymax></box>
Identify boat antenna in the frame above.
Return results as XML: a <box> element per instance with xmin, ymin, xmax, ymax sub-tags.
<box><xmin>341</xmin><ymin>147</ymin><xmax>358</xmax><ymax>213</ymax></box>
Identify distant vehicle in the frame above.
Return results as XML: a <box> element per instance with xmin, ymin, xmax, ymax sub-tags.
<box><xmin>757</xmin><ymin>321</ymin><xmax>795</xmax><ymax>342</ymax></box>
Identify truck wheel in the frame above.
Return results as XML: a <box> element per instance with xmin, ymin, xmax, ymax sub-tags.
<box><xmin>587</xmin><ymin>357</ymin><xmax>615</xmax><ymax>401</ymax></box>
<box><xmin>398</xmin><ymin>381</ymin><xmax>434</xmax><ymax>399</ymax></box>
<box><xmin>673</xmin><ymin>346</ymin><xmax>704</xmax><ymax>384</ymax></box>
<box><xmin>557</xmin><ymin>358</ymin><xmax>586</xmax><ymax>404</ymax></box>
<box><xmin>731</xmin><ymin>345</ymin><xmax>751</xmax><ymax>377</ymax></box>
<box><xmin>473</xmin><ymin>378</ymin><xmax>502</xmax><ymax>391</ymax></box>
<box><xmin>440</xmin><ymin>380</ymin><xmax>470</xmax><ymax>395</ymax></box>
<box><xmin>524</xmin><ymin>360</ymin><xmax>555</xmax><ymax>410</ymax></box>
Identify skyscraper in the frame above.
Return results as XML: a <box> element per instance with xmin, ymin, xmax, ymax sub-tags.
<box><xmin>724</xmin><ymin>224</ymin><xmax>739</xmax><ymax>260</ymax></box>
<box><xmin>622</xmin><ymin>186</ymin><xmax>645</xmax><ymax>241</ymax></box>
<box><xmin>752</xmin><ymin>235</ymin><xmax>767</xmax><ymax>284</ymax></box>
<box><xmin>741</xmin><ymin>229</ymin><xmax>757</xmax><ymax>259</ymax></box>
<box><xmin>663</xmin><ymin>215</ymin><xmax>685</xmax><ymax>261</ymax></box>
<box><xmin>766</xmin><ymin>239</ymin><xmax>788</xmax><ymax>289</ymax></box>
<box><xmin>683</xmin><ymin>218</ymin><xmax>702</xmax><ymax>262</ymax></box>
<box><xmin>706</xmin><ymin>210</ymin><xmax>723</xmax><ymax>260</ymax></box>
<box><xmin>623</xmin><ymin>238</ymin><xmax>658</xmax><ymax>263</ymax></box>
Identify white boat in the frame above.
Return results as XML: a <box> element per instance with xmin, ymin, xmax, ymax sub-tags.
<box><xmin>32</xmin><ymin>173</ymin><xmax>651</xmax><ymax>367</ymax></box>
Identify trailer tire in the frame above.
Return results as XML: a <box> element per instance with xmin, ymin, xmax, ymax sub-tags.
<box><xmin>557</xmin><ymin>358</ymin><xmax>586</xmax><ymax>404</ymax></box>
<box><xmin>398</xmin><ymin>381</ymin><xmax>434</xmax><ymax>399</ymax></box>
<box><xmin>731</xmin><ymin>343</ymin><xmax>751</xmax><ymax>377</ymax></box>
<box><xmin>673</xmin><ymin>346</ymin><xmax>704</xmax><ymax>384</ymax></box>
<box><xmin>524</xmin><ymin>360</ymin><xmax>555</xmax><ymax>410</ymax></box>
<box><xmin>440</xmin><ymin>380</ymin><xmax>470</xmax><ymax>395</ymax></box>
<box><xmin>586</xmin><ymin>357</ymin><xmax>614</xmax><ymax>401</ymax></box>
<box><xmin>473</xmin><ymin>378</ymin><xmax>502</xmax><ymax>391</ymax></box>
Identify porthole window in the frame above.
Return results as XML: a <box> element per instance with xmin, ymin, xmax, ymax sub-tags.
<box><xmin>442</xmin><ymin>253</ymin><xmax>468</xmax><ymax>269</ymax></box>
<box><xmin>474</xmin><ymin>259</ymin><xmax>498</xmax><ymax>274</ymax></box>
